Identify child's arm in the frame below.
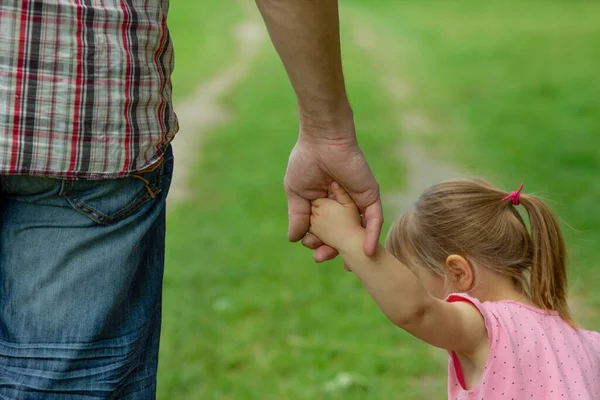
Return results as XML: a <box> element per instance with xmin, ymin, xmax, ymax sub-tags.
<box><xmin>310</xmin><ymin>183</ymin><xmax>487</xmax><ymax>357</ymax></box>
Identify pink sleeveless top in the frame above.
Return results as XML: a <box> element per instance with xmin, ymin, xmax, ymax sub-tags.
<box><xmin>446</xmin><ymin>294</ymin><xmax>600</xmax><ymax>400</ymax></box>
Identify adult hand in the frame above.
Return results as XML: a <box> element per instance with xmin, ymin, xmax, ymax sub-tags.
<box><xmin>284</xmin><ymin>121</ymin><xmax>383</xmax><ymax>262</ymax></box>
<box><xmin>256</xmin><ymin>0</ymin><xmax>382</xmax><ymax>261</ymax></box>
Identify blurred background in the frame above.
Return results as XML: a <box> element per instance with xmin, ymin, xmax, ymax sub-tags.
<box><xmin>160</xmin><ymin>0</ymin><xmax>600</xmax><ymax>398</ymax></box>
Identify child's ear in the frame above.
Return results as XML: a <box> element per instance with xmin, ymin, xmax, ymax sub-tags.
<box><xmin>445</xmin><ymin>255</ymin><xmax>475</xmax><ymax>292</ymax></box>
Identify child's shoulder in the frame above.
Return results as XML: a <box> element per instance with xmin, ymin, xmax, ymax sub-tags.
<box><xmin>447</xmin><ymin>292</ymin><xmax>600</xmax><ymax>349</ymax></box>
<box><xmin>581</xmin><ymin>328</ymin><xmax>600</xmax><ymax>345</ymax></box>
<box><xmin>445</xmin><ymin>293</ymin><xmax>545</xmax><ymax>320</ymax></box>
<box><xmin>447</xmin><ymin>293</ymin><xmax>559</xmax><ymax>319</ymax></box>
<box><xmin>446</xmin><ymin>293</ymin><xmax>567</xmax><ymax>337</ymax></box>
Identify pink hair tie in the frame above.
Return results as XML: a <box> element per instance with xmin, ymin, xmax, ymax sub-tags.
<box><xmin>502</xmin><ymin>183</ymin><xmax>524</xmax><ymax>205</ymax></box>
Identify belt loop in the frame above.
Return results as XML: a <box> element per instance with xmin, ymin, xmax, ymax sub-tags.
<box><xmin>59</xmin><ymin>179</ymin><xmax>72</xmax><ymax>196</ymax></box>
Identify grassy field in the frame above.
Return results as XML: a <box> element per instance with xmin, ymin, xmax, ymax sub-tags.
<box><xmin>160</xmin><ymin>1</ymin><xmax>600</xmax><ymax>399</ymax></box>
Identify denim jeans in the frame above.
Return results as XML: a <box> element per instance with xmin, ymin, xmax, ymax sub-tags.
<box><xmin>0</xmin><ymin>147</ymin><xmax>173</xmax><ymax>399</ymax></box>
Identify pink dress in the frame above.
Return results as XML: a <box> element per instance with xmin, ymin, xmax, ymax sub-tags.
<box><xmin>446</xmin><ymin>294</ymin><xmax>600</xmax><ymax>400</ymax></box>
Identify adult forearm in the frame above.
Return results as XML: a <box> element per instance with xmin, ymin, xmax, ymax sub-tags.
<box><xmin>256</xmin><ymin>0</ymin><xmax>354</xmax><ymax>136</ymax></box>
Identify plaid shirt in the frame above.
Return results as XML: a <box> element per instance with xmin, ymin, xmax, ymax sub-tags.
<box><xmin>0</xmin><ymin>1</ymin><xmax>178</xmax><ymax>179</ymax></box>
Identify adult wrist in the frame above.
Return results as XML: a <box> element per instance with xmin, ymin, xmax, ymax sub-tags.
<box><xmin>298</xmin><ymin>102</ymin><xmax>356</xmax><ymax>141</ymax></box>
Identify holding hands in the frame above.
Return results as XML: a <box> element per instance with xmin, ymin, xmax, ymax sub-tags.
<box><xmin>284</xmin><ymin>135</ymin><xmax>383</xmax><ymax>263</ymax></box>
<box><xmin>308</xmin><ymin>182</ymin><xmax>367</xmax><ymax>261</ymax></box>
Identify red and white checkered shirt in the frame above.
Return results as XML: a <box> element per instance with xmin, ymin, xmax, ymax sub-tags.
<box><xmin>0</xmin><ymin>1</ymin><xmax>178</xmax><ymax>179</ymax></box>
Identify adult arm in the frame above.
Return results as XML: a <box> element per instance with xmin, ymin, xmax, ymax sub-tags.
<box><xmin>256</xmin><ymin>0</ymin><xmax>383</xmax><ymax>259</ymax></box>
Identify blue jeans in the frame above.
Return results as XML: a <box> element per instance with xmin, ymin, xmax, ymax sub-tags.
<box><xmin>0</xmin><ymin>147</ymin><xmax>174</xmax><ymax>399</ymax></box>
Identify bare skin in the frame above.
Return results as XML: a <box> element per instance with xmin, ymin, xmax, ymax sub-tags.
<box><xmin>310</xmin><ymin>182</ymin><xmax>534</xmax><ymax>388</ymax></box>
<box><xmin>256</xmin><ymin>0</ymin><xmax>383</xmax><ymax>261</ymax></box>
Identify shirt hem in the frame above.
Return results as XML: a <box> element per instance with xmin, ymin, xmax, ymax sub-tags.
<box><xmin>0</xmin><ymin>143</ymin><xmax>172</xmax><ymax>180</ymax></box>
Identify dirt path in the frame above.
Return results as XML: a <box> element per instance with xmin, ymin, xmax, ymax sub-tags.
<box><xmin>352</xmin><ymin>25</ymin><xmax>462</xmax><ymax>217</ymax></box>
<box><xmin>169</xmin><ymin>5</ymin><xmax>266</xmax><ymax>204</ymax></box>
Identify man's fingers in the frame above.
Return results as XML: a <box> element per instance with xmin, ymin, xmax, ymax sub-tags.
<box><xmin>304</xmin><ymin>234</ymin><xmax>340</xmax><ymax>263</ymax></box>
<box><xmin>302</xmin><ymin>233</ymin><xmax>323</xmax><ymax>250</ymax></box>
<box><xmin>287</xmin><ymin>192</ymin><xmax>311</xmax><ymax>242</ymax></box>
<box><xmin>313</xmin><ymin>245</ymin><xmax>339</xmax><ymax>262</ymax></box>
<box><xmin>363</xmin><ymin>200</ymin><xmax>384</xmax><ymax>256</ymax></box>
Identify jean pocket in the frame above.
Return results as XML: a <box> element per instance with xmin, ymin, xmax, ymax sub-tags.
<box><xmin>64</xmin><ymin>159</ymin><xmax>166</xmax><ymax>225</ymax></box>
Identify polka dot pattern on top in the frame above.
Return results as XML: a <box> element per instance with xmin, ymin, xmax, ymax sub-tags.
<box><xmin>446</xmin><ymin>293</ymin><xmax>600</xmax><ymax>400</ymax></box>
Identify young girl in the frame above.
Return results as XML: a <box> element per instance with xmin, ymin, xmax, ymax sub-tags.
<box><xmin>309</xmin><ymin>179</ymin><xmax>600</xmax><ymax>399</ymax></box>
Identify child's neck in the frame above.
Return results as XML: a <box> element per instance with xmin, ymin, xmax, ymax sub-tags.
<box><xmin>468</xmin><ymin>270</ymin><xmax>533</xmax><ymax>306</ymax></box>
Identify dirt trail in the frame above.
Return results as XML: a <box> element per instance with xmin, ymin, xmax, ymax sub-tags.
<box><xmin>352</xmin><ymin>25</ymin><xmax>462</xmax><ymax>217</ymax></box>
<box><xmin>169</xmin><ymin>6</ymin><xmax>266</xmax><ymax>204</ymax></box>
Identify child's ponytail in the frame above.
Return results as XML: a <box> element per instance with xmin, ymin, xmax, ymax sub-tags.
<box><xmin>519</xmin><ymin>194</ymin><xmax>575</xmax><ymax>326</ymax></box>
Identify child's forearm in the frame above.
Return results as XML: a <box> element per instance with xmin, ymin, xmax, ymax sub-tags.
<box><xmin>338</xmin><ymin>231</ymin><xmax>434</xmax><ymax>328</ymax></box>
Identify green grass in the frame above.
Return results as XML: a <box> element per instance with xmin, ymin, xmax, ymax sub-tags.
<box><xmin>168</xmin><ymin>1</ymin><xmax>244</xmax><ymax>99</ymax></box>
<box><xmin>159</xmin><ymin>1</ymin><xmax>600</xmax><ymax>398</ymax></box>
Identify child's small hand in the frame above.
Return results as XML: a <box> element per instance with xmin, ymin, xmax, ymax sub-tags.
<box><xmin>309</xmin><ymin>182</ymin><xmax>364</xmax><ymax>252</ymax></box>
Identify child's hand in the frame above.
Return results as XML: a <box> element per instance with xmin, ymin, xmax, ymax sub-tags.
<box><xmin>309</xmin><ymin>182</ymin><xmax>364</xmax><ymax>252</ymax></box>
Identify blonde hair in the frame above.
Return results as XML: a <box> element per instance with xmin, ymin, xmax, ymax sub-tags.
<box><xmin>386</xmin><ymin>178</ymin><xmax>574</xmax><ymax>325</ymax></box>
